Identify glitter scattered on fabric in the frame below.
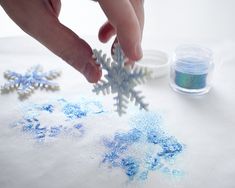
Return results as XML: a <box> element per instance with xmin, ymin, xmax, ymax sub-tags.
<box><xmin>102</xmin><ymin>112</ymin><xmax>185</xmax><ymax>181</ymax></box>
<box><xmin>11</xmin><ymin>98</ymin><xmax>105</xmax><ymax>142</ymax></box>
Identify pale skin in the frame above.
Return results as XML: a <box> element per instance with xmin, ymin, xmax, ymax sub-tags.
<box><xmin>0</xmin><ymin>0</ymin><xmax>144</xmax><ymax>83</ymax></box>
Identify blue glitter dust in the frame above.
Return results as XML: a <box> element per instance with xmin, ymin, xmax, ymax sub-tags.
<box><xmin>35</xmin><ymin>126</ymin><xmax>47</xmax><ymax>139</ymax></box>
<box><xmin>48</xmin><ymin>126</ymin><xmax>62</xmax><ymax>137</ymax></box>
<box><xmin>40</xmin><ymin>104</ymin><xmax>54</xmax><ymax>113</ymax></box>
<box><xmin>62</xmin><ymin>103</ymin><xmax>87</xmax><ymax>119</ymax></box>
<box><xmin>139</xmin><ymin>171</ymin><xmax>148</xmax><ymax>181</ymax></box>
<box><xmin>11</xmin><ymin>98</ymin><xmax>105</xmax><ymax>142</ymax></box>
<box><xmin>102</xmin><ymin>111</ymin><xmax>185</xmax><ymax>181</ymax></box>
<box><xmin>158</xmin><ymin>137</ymin><xmax>183</xmax><ymax>159</ymax></box>
<box><xmin>74</xmin><ymin>124</ymin><xmax>83</xmax><ymax>129</ymax></box>
<box><xmin>103</xmin><ymin>128</ymin><xmax>143</xmax><ymax>166</ymax></box>
<box><xmin>121</xmin><ymin>157</ymin><xmax>139</xmax><ymax>178</ymax></box>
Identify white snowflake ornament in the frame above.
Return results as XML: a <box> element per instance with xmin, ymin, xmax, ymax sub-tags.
<box><xmin>92</xmin><ymin>44</ymin><xmax>151</xmax><ymax>116</ymax></box>
<box><xmin>1</xmin><ymin>65</ymin><xmax>61</xmax><ymax>98</ymax></box>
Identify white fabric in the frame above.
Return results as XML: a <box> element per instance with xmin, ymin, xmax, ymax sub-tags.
<box><xmin>0</xmin><ymin>36</ymin><xmax>235</xmax><ymax>188</ymax></box>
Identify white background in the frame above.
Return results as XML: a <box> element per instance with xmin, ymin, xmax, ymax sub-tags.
<box><xmin>1</xmin><ymin>0</ymin><xmax>235</xmax><ymax>42</ymax></box>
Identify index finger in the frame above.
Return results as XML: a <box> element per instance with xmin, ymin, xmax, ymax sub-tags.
<box><xmin>98</xmin><ymin>0</ymin><xmax>143</xmax><ymax>61</ymax></box>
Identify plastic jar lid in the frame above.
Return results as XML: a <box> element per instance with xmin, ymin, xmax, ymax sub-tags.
<box><xmin>136</xmin><ymin>50</ymin><xmax>169</xmax><ymax>79</ymax></box>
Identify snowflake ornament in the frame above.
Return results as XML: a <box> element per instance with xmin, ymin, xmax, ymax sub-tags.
<box><xmin>92</xmin><ymin>44</ymin><xmax>151</xmax><ymax>116</ymax></box>
<box><xmin>1</xmin><ymin>65</ymin><xmax>61</xmax><ymax>98</ymax></box>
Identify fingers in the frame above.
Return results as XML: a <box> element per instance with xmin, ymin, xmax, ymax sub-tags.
<box><xmin>49</xmin><ymin>0</ymin><xmax>61</xmax><ymax>17</ymax></box>
<box><xmin>129</xmin><ymin>0</ymin><xmax>144</xmax><ymax>37</ymax></box>
<box><xmin>38</xmin><ymin>20</ymin><xmax>102</xmax><ymax>83</ymax></box>
<box><xmin>1</xmin><ymin>0</ymin><xmax>101</xmax><ymax>83</ymax></box>
<box><xmin>98</xmin><ymin>21</ymin><xmax>116</xmax><ymax>43</ymax></box>
<box><xmin>125</xmin><ymin>0</ymin><xmax>144</xmax><ymax>65</ymax></box>
<box><xmin>98</xmin><ymin>0</ymin><xmax>143</xmax><ymax>61</ymax></box>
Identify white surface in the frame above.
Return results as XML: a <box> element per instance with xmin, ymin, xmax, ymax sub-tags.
<box><xmin>1</xmin><ymin>0</ymin><xmax>235</xmax><ymax>41</ymax></box>
<box><xmin>0</xmin><ymin>37</ymin><xmax>235</xmax><ymax>188</ymax></box>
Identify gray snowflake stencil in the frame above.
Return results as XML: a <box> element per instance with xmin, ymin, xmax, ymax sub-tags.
<box><xmin>92</xmin><ymin>44</ymin><xmax>151</xmax><ymax>116</ymax></box>
<box><xmin>1</xmin><ymin>65</ymin><xmax>61</xmax><ymax>98</ymax></box>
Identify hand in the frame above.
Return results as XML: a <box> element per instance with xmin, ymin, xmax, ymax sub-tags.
<box><xmin>98</xmin><ymin>0</ymin><xmax>144</xmax><ymax>64</ymax></box>
<box><xmin>0</xmin><ymin>0</ymin><xmax>144</xmax><ymax>83</ymax></box>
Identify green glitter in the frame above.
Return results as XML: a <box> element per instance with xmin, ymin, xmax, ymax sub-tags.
<box><xmin>175</xmin><ymin>71</ymin><xmax>207</xmax><ymax>89</ymax></box>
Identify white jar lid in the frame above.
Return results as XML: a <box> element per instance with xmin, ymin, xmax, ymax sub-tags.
<box><xmin>135</xmin><ymin>50</ymin><xmax>169</xmax><ymax>79</ymax></box>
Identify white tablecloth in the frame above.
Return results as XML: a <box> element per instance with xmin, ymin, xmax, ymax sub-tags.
<box><xmin>0</xmin><ymin>36</ymin><xmax>235</xmax><ymax>188</ymax></box>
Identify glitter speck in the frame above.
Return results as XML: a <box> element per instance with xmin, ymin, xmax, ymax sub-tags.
<box><xmin>74</xmin><ymin>124</ymin><xmax>83</xmax><ymax>129</ymax></box>
<box><xmin>121</xmin><ymin>157</ymin><xmax>139</xmax><ymax>178</ymax></box>
<box><xmin>41</xmin><ymin>104</ymin><xmax>54</xmax><ymax>113</ymax></box>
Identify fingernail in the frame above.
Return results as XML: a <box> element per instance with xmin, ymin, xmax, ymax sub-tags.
<box><xmin>135</xmin><ymin>42</ymin><xmax>143</xmax><ymax>60</ymax></box>
<box><xmin>124</xmin><ymin>57</ymin><xmax>134</xmax><ymax>66</ymax></box>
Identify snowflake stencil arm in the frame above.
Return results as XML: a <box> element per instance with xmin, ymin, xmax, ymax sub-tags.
<box><xmin>93</xmin><ymin>80</ymin><xmax>112</xmax><ymax>95</ymax></box>
<box><xmin>92</xmin><ymin>44</ymin><xmax>151</xmax><ymax>116</ymax></box>
<box><xmin>114</xmin><ymin>92</ymin><xmax>129</xmax><ymax>116</ymax></box>
<box><xmin>43</xmin><ymin>70</ymin><xmax>61</xmax><ymax>80</ymax></box>
<box><xmin>92</xmin><ymin>50</ymin><xmax>113</xmax><ymax>95</ymax></box>
<box><xmin>92</xmin><ymin>49</ymin><xmax>113</xmax><ymax>72</ymax></box>
<box><xmin>129</xmin><ymin>89</ymin><xmax>148</xmax><ymax>110</ymax></box>
<box><xmin>112</xmin><ymin>43</ymin><xmax>125</xmax><ymax>68</ymax></box>
<box><xmin>1</xmin><ymin>70</ymin><xmax>22</xmax><ymax>91</ymax></box>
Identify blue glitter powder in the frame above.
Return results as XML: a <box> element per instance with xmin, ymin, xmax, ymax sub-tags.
<box><xmin>34</xmin><ymin>124</ymin><xmax>47</xmax><ymax>139</ymax></box>
<box><xmin>102</xmin><ymin>112</ymin><xmax>185</xmax><ymax>181</ymax></box>
<box><xmin>147</xmin><ymin>130</ymin><xmax>183</xmax><ymax>159</ymax></box>
<box><xmin>74</xmin><ymin>124</ymin><xmax>83</xmax><ymax>129</ymax></box>
<box><xmin>103</xmin><ymin>129</ymin><xmax>143</xmax><ymax>167</ymax></box>
<box><xmin>17</xmin><ymin>116</ymin><xmax>47</xmax><ymax>141</ymax></box>
<box><xmin>12</xmin><ymin>98</ymin><xmax>104</xmax><ymax>142</ymax></box>
<box><xmin>23</xmin><ymin>117</ymin><xmax>39</xmax><ymax>132</ymax></box>
<box><xmin>48</xmin><ymin>126</ymin><xmax>62</xmax><ymax>137</ymax></box>
<box><xmin>139</xmin><ymin>171</ymin><xmax>148</xmax><ymax>180</ymax></box>
<box><xmin>40</xmin><ymin>104</ymin><xmax>54</xmax><ymax>113</ymax></box>
<box><xmin>62</xmin><ymin>103</ymin><xmax>87</xmax><ymax>119</ymax></box>
<box><xmin>121</xmin><ymin>157</ymin><xmax>139</xmax><ymax>178</ymax></box>
<box><xmin>84</xmin><ymin>100</ymin><xmax>105</xmax><ymax>114</ymax></box>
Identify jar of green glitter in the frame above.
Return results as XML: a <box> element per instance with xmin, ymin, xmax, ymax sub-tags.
<box><xmin>170</xmin><ymin>44</ymin><xmax>214</xmax><ymax>95</ymax></box>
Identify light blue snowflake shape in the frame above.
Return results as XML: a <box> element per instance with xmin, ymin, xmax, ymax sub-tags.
<box><xmin>1</xmin><ymin>65</ymin><xmax>61</xmax><ymax>97</ymax></box>
<box><xmin>92</xmin><ymin>44</ymin><xmax>151</xmax><ymax>116</ymax></box>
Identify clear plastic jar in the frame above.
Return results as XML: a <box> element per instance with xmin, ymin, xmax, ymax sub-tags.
<box><xmin>170</xmin><ymin>44</ymin><xmax>214</xmax><ymax>95</ymax></box>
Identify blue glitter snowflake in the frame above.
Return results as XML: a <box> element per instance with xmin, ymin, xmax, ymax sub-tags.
<box><xmin>11</xmin><ymin>98</ymin><xmax>105</xmax><ymax>142</ymax></box>
<box><xmin>92</xmin><ymin>44</ymin><xmax>151</xmax><ymax>116</ymax></box>
<box><xmin>102</xmin><ymin>112</ymin><xmax>185</xmax><ymax>181</ymax></box>
<box><xmin>0</xmin><ymin>65</ymin><xmax>61</xmax><ymax>97</ymax></box>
